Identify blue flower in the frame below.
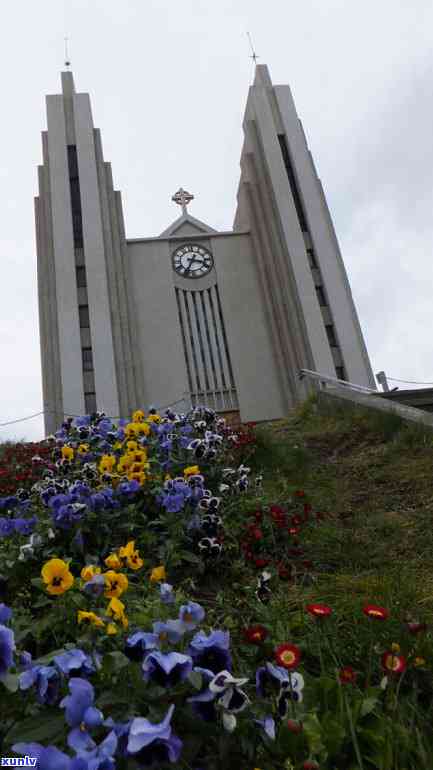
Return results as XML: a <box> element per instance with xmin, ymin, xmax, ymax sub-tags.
<box><xmin>187</xmin><ymin>667</ymin><xmax>218</xmax><ymax>722</ymax></box>
<box><xmin>103</xmin><ymin>718</ymin><xmax>132</xmax><ymax>757</ymax></box>
<box><xmin>54</xmin><ymin>648</ymin><xmax>99</xmax><ymax>677</ymax></box>
<box><xmin>159</xmin><ymin>583</ymin><xmax>175</xmax><ymax>605</ymax></box>
<box><xmin>0</xmin><ymin>518</ymin><xmax>15</xmax><ymax>538</ymax></box>
<box><xmin>19</xmin><ymin>664</ymin><xmax>60</xmax><ymax>705</ymax></box>
<box><xmin>142</xmin><ymin>651</ymin><xmax>192</xmax><ymax>688</ymax></box>
<box><xmin>116</xmin><ymin>480</ymin><xmax>140</xmax><ymax>498</ymax></box>
<box><xmin>0</xmin><ymin>623</ymin><xmax>15</xmax><ymax>677</ymax></box>
<box><xmin>178</xmin><ymin>602</ymin><xmax>205</xmax><ymax>631</ymax></box>
<box><xmin>12</xmin><ymin>743</ymin><xmax>72</xmax><ymax>770</ymax></box>
<box><xmin>254</xmin><ymin>715</ymin><xmax>276</xmax><ymax>740</ymax></box>
<box><xmin>188</xmin><ymin>630</ymin><xmax>232</xmax><ymax>673</ymax></box>
<box><xmin>0</xmin><ymin>603</ymin><xmax>12</xmax><ymax>624</ymax></box>
<box><xmin>70</xmin><ymin>731</ymin><xmax>118</xmax><ymax>770</ymax></box>
<box><xmin>152</xmin><ymin>620</ymin><xmax>185</xmax><ymax>645</ymax></box>
<box><xmin>125</xmin><ymin>631</ymin><xmax>160</xmax><ymax>661</ymax></box>
<box><xmin>60</xmin><ymin>678</ymin><xmax>104</xmax><ymax>752</ymax></box>
<box><xmin>82</xmin><ymin>574</ymin><xmax>106</xmax><ymax>597</ymax></box>
<box><xmin>13</xmin><ymin>517</ymin><xmax>37</xmax><ymax>536</ymax></box>
<box><xmin>256</xmin><ymin>661</ymin><xmax>291</xmax><ymax>696</ymax></box>
<box><xmin>127</xmin><ymin>704</ymin><xmax>182</xmax><ymax>765</ymax></box>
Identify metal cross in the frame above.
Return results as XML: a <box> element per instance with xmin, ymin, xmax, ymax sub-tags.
<box><xmin>172</xmin><ymin>188</ymin><xmax>194</xmax><ymax>216</ymax></box>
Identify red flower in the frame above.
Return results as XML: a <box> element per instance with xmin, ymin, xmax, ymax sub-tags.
<box><xmin>278</xmin><ymin>564</ymin><xmax>292</xmax><ymax>580</ymax></box>
<box><xmin>303</xmin><ymin>762</ymin><xmax>319</xmax><ymax>770</ymax></box>
<box><xmin>339</xmin><ymin>666</ymin><xmax>357</xmax><ymax>684</ymax></box>
<box><xmin>254</xmin><ymin>558</ymin><xmax>269</xmax><ymax>568</ymax></box>
<box><xmin>407</xmin><ymin>621</ymin><xmax>427</xmax><ymax>634</ymax></box>
<box><xmin>287</xmin><ymin>719</ymin><xmax>303</xmax><ymax>733</ymax></box>
<box><xmin>303</xmin><ymin>503</ymin><xmax>312</xmax><ymax>514</ymax></box>
<box><xmin>307</xmin><ymin>604</ymin><xmax>332</xmax><ymax>618</ymax></box>
<box><xmin>291</xmin><ymin>515</ymin><xmax>303</xmax><ymax>526</ymax></box>
<box><xmin>275</xmin><ymin>643</ymin><xmax>301</xmax><ymax>670</ymax></box>
<box><xmin>294</xmin><ymin>490</ymin><xmax>305</xmax><ymax>497</ymax></box>
<box><xmin>288</xmin><ymin>527</ymin><xmax>300</xmax><ymax>537</ymax></box>
<box><xmin>270</xmin><ymin>504</ymin><xmax>284</xmax><ymax>514</ymax></box>
<box><xmin>382</xmin><ymin>651</ymin><xmax>406</xmax><ymax>674</ymax></box>
<box><xmin>363</xmin><ymin>605</ymin><xmax>390</xmax><ymax>621</ymax></box>
<box><xmin>243</xmin><ymin>625</ymin><xmax>268</xmax><ymax>644</ymax></box>
<box><xmin>252</xmin><ymin>528</ymin><xmax>263</xmax><ymax>541</ymax></box>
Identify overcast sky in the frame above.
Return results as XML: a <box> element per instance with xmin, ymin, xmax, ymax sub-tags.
<box><xmin>1</xmin><ymin>0</ymin><xmax>433</xmax><ymax>442</ymax></box>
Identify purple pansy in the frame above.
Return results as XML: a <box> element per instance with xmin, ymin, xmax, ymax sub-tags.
<box><xmin>142</xmin><ymin>651</ymin><xmax>193</xmax><ymax>688</ymax></box>
<box><xmin>127</xmin><ymin>704</ymin><xmax>182</xmax><ymax>765</ymax></box>
<box><xmin>159</xmin><ymin>583</ymin><xmax>175</xmax><ymax>605</ymax></box>
<box><xmin>19</xmin><ymin>664</ymin><xmax>60</xmax><ymax>705</ymax></box>
<box><xmin>60</xmin><ymin>678</ymin><xmax>104</xmax><ymax>752</ymax></box>
<box><xmin>54</xmin><ymin>648</ymin><xmax>99</xmax><ymax>677</ymax></box>
<box><xmin>12</xmin><ymin>743</ymin><xmax>72</xmax><ymax>770</ymax></box>
<box><xmin>125</xmin><ymin>631</ymin><xmax>160</xmax><ymax>661</ymax></box>
<box><xmin>188</xmin><ymin>630</ymin><xmax>232</xmax><ymax>674</ymax></box>
<box><xmin>152</xmin><ymin>620</ymin><xmax>185</xmax><ymax>645</ymax></box>
<box><xmin>254</xmin><ymin>715</ymin><xmax>276</xmax><ymax>740</ymax></box>
<box><xmin>187</xmin><ymin>667</ymin><xmax>218</xmax><ymax>722</ymax></box>
<box><xmin>0</xmin><ymin>603</ymin><xmax>12</xmax><ymax>624</ymax></box>
<box><xmin>0</xmin><ymin>623</ymin><xmax>15</xmax><ymax>677</ymax></box>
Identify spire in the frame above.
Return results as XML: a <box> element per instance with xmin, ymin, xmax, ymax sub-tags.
<box><xmin>61</xmin><ymin>70</ymin><xmax>76</xmax><ymax>97</ymax></box>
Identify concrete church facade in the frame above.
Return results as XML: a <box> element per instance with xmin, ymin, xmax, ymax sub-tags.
<box><xmin>35</xmin><ymin>65</ymin><xmax>375</xmax><ymax>436</ymax></box>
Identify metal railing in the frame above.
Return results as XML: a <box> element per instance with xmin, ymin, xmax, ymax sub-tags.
<box><xmin>299</xmin><ymin>368</ymin><xmax>378</xmax><ymax>395</ymax></box>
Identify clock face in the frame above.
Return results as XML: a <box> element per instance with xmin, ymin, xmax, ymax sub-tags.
<box><xmin>172</xmin><ymin>244</ymin><xmax>214</xmax><ymax>278</ymax></box>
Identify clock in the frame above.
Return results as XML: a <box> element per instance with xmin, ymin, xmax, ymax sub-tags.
<box><xmin>172</xmin><ymin>244</ymin><xmax>214</xmax><ymax>278</ymax></box>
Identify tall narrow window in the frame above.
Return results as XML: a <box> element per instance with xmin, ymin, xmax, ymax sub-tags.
<box><xmin>307</xmin><ymin>248</ymin><xmax>318</xmax><ymax>268</ymax></box>
<box><xmin>336</xmin><ymin>366</ymin><xmax>346</xmax><ymax>381</ymax></box>
<box><xmin>79</xmin><ymin>305</ymin><xmax>90</xmax><ymax>328</ymax></box>
<box><xmin>278</xmin><ymin>134</ymin><xmax>308</xmax><ymax>232</ymax></box>
<box><xmin>82</xmin><ymin>347</ymin><xmax>94</xmax><ymax>371</ymax></box>
<box><xmin>76</xmin><ymin>266</ymin><xmax>87</xmax><ymax>288</ymax></box>
<box><xmin>325</xmin><ymin>324</ymin><xmax>337</xmax><ymax>347</ymax></box>
<box><xmin>316</xmin><ymin>286</ymin><xmax>327</xmax><ymax>307</ymax></box>
<box><xmin>84</xmin><ymin>392</ymin><xmax>97</xmax><ymax>414</ymax></box>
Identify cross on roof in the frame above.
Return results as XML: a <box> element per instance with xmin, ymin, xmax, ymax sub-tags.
<box><xmin>172</xmin><ymin>188</ymin><xmax>194</xmax><ymax>216</ymax></box>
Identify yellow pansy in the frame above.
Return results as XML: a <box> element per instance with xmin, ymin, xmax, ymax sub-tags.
<box><xmin>147</xmin><ymin>414</ymin><xmax>161</xmax><ymax>424</ymax></box>
<box><xmin>80</xmin><ymin>565</ymin><xmax>101</xmax><ymax>582</ymax></box>
<box><xmin>41</xmin><ymin>559</ymin><xmax>74</xmax><ymax>595</ymax></box>
<box><xmin>414</xmin><ymin>656</ymin><xmax>426</xmax><ymax>667</ymax></box>
<box><xmin>164</xmin><ymin>474</ymin><xmax>172</xmax><ymax>482</ymax></box>
<box><xmin>99</xmin><ymin>454</ymin><xmax>117</xmax><ymax>473</ymax></box>
<box><xmin>77</xmin><ymin>611</ymin><xmax>105</xmax><ymax>628</ymax></box>
<box><xmin>107</xmin><ymin>597</ymin><xmax>129</xmax><ymax>629</ymax></box>
<box><xmin>113</xmin><ymin>441</ymin><xmax>123</xmax><ymax>451</ymax></box>
<box><xmin>104</xmin><ymin>570</ymin><xmax>128</xmax><ymax>598</ymax></box>
<box><xmin>126</xmin><ymin>440</ymin><xmax>139</xmax><ymax>452</ymax></box>
<box><xmin>105</xmin><ymin>553</ymin><xmax>121</xmax><ymax>570</ymax></box>
<box><xmin>127</xmin><ymin>449</ymin><xmax>147</xmax><ymax>464</ymax></box>
<box><xmin>106</xmin><ymin>623</ymin><xmax>118</xmax><ymax>635</ymax></box>
<box><xmin>184</xmin><ymin>465</ymin><xmax>200</xmax><ymax>477</ymax></box>
<box><xmin>127</xmin><ymin>471</ymin><xmax>147</xmax><ymax>485</ymax></box>
<box><xmin>118</xmin><ymin>455</ymin><xmax>133</xmax><ymax>473</ymax></box>
<box><xmin>77</xmin><ymin>443</ymin><xmax>90</xmax><ymax>455</ymax></box>
<box><xmin>134</xmin><ymin>422</ymin><xmax>151</xmax><ymax>436</ymax></box>
<box><xmin>119</xmin><ymin>541</ymin><xmax>144</xmax><ymax>571</ymax></box>
<box><xmin>132</xmin><ymin>409</ymin><xmax>146</xmax><ymax>423</ymax></box>
<box><xmin>150</xmin><ymin>565</ymin><xmax>166</xmax><ymax>583</ymax></box>
<box><xmin>391</xmin><ymin>643</ymin><xmax>401</xmax><ymax>653</ymax></box>
<box><xmin>61</xmin><ymin>446</ymin><xmax>74</xmax><ymax>461</ymax></box>
<box><xmin>125</xmin><ymin>424</ymin><xmax>139</xmax><ymax>439</ymax></box>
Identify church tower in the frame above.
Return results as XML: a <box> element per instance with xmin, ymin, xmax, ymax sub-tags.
<box><xmin>35</xmin><ymin>66</ymin><xmax>375</xmax><ymax>435</ymax></box>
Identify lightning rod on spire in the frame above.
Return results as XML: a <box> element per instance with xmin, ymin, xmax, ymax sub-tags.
<box><xmin>64</xmin><ymin>37</ymin><xmax>71</xmax><ymax>68</ymax></box>
<box><xmin>246</xmin><ymin>32</ymin><xmax>259</xmax><ymax>65</ymax></box>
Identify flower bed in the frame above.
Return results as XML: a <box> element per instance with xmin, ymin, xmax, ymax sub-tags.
<box><xmin>0</xmin><ymin>406</ymin><xmax>432</xmax><ymax>769</ymax></box>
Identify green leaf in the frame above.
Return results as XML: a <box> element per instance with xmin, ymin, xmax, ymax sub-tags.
<box><xmin>303</xmin><ymin>712</ymin><xmax>326</xmax><ymax>755</ymax></box>
<box><xmin>5</xmin><ymin>713</ymin><xmax>65</xmax><ymax>746</ymax></box>
<box><xmin>104</xmin><ymin>651</ymin><xmax>130</xmax><ymax>673</ymax></box>
<box><xmin>188</xmin><ymin>671</ymin><xmax>203</xmax><ymax>690</ymax></box>
<box><xmin>0</xmin><ymin>672</ymin><xmax>20</xmax><ymax>692</ymax></box>
<box><xmin>360</xmin><ymin>696</ymin><xmax>379</xmax><ymax>717</ymax></box>
<box><xmin>30</xmin><ymin>578</ymin><xmax>45</xmax><ymax>591</ymax></box>
<box><xmin>179</xmin><ymin>551</ymin><xmax>203</xmax><ymax>565</ymax></box>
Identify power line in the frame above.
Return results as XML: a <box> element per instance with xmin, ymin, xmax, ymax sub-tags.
<box><xmin>386</xmin><ymin>377</ymin><xmax>433</xmax><ymax>386</ymax></box>
<box><xmin>0</xmin><ymin>395</ymin><xmax>193</xmax><ymax>429</ymax></box>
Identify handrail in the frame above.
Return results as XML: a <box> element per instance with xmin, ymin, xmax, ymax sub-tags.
<box><xmin>299</xmin><ymin>368</ymin><xmax>377</xmax><ymax>395</ymax></box>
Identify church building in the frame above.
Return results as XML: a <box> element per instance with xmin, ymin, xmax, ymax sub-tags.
<box><xmin>35</xmin><ymin>65</ymin><xmax>376</xmax><ymax>436</ymax></box>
